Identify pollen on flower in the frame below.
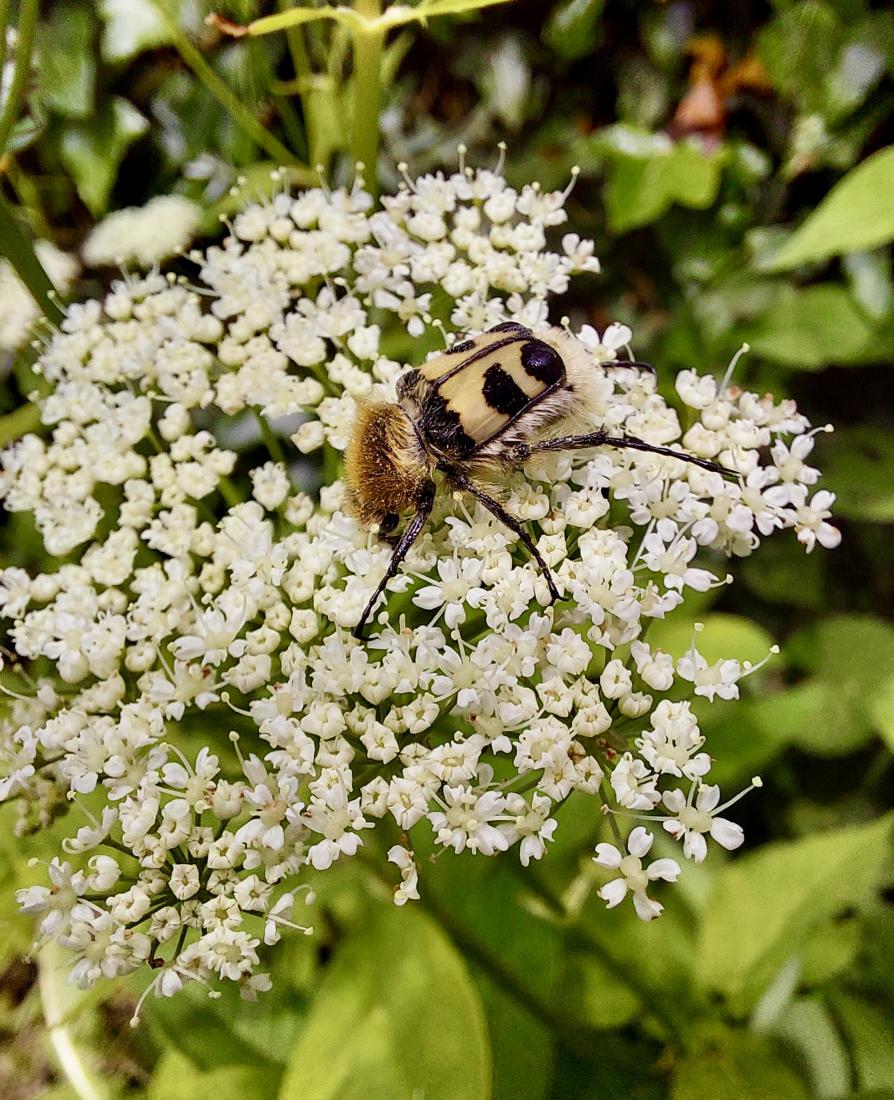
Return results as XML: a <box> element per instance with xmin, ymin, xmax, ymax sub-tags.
<box><xmin>0</xmin><ymin>154</ymin><xmax>840</xmax><ymax>1009</ymax></box>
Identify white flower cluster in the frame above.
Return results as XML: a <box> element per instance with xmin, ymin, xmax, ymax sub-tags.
<box><xmin>0</xmin><ymin>160</ymin><xmax>839</xmax><ymax>1014</ymax></box>
<box><xmin>81</xmin><ymin>194</ymin><xmax>203</xmax><ymax>270</ymax></box>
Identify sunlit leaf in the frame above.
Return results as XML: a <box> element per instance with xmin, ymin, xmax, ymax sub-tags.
<box><xmin>767</xmin><ymin>148</ymin><xmax>894</xmax><ymax>270</ymax></box>
<box><xmin>278</xmin><ymin>903</ymin><xmax>491</xmax><ymax>1100</ymax></box>
<box><xmin>826</xmin><ymin>991</ymin><xmax>894</xmax><ymax>1091</ymax></box>
<box><xmin>672</xmin><ymin>1029</ymin><xmax>809</xmax><ymax>1100</ymax></box>
<box><xmin>147</xmin><ymin>1050</ymin><xmax>279</xmax><ymax>1100</ymax></box>
<box><xmin>740</xmin><ymin>284</ymin><xmax>878</xmax><ymax>368</ymax></box>
<box><xmin>695</xmin><ymin>814</ymin><xmax>893</xmax><ymax>1011</ymax></box>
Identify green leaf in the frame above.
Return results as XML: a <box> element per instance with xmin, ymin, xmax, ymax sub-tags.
<box><xmin>822</xmin><ymin>427</ymin><xmax>894</xmax><ymax>523</ymax></box>
<box><xmin>57</xmin><ymin>96</ymin><xmax>148</xmax><ymax>216</ymax></box>
<box><xmin>740</xmin><ymin>284</ymin><xmax>878</xmax><ymax>368</ymax></box>
<box><xmin>827</xmin><ymin>991</ymin><xmax>894</xmax><ymax>1090</ymax></box>
<box><xmin>37</xmin><ymin>2</ymin><xmax>96</xmax><ymax>119</ymax></box>
<box><xmin>868</xmin><ymin>676</ymin><xmax>894</xmax><ymax>754</ymax></box>
<box><xmin>805</xmin><ymin>615</ymin><xmax>894</xmax><ymax>753</ymax></box>
<box><xmin>767</xmin><ymin>148</ymin><xmax>894</xmax><ymax>271</ymax></box>
<box><xmin>646</xmin><ymin>612</ymin><xmax>776</xmax><ymax>667</ymax></box>
<box><xmin>695</xmin><ymin>814</ymin><xmax>893</xmax><ymax>1012</ymax></box>
<box><xmin>757</xmin><ymin>1</ymin><xmax>842</xmax><ymax>116</ymax></box>
<box><xmin>148</xmin><ymin>973</ymin><xmax>303</xmax><ymax>1070</ymax></box>
<box><xmin>544</xmin><ymin>0</ymin><xmax>605</xmax><ymax>61</ymax></box>
<box><xmin>770</xmin><ymin>998</ymin><xmax>852</xmax><ymax>1099</ymax></box>
<box><xmin>148</xmin><ymin>1051</ymin><xmax>279</xmax><ymax>1100</ymax></box>
<box><xmin>598</xmin><ymin>130</ymin><xmax>727</xmax><ymax>233</ymax></box>
<box><xmin>672</xmin><ymin>1029</ymin><xmax>810</xmax><ymax>1100</ymax></box>
<box><xmin>98</xmin><ymin>0</ymin><xmax>172</xmax><ymax>63</ymax></box>
<box><xmin>278</xmin><ymin>904</ymin><xmax>491</xmax><ymax>1100</ymax></box>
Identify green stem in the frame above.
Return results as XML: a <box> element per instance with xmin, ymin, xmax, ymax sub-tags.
<box><xmin>351</xmin><ymin>0</ymin><xmax>384</xmax><ymax>194</ymax></box>
<box><xmin>277</xmin><ymin>0</ymin><xmax>313</xmax><ymax>83</ymax></box>
<box><xmin>0</xmin><ymin>0</ymin><xmax>37</xmax><ymax>156</ymax></box>
<box><xmin>253</xmin><ymin>408</ymin><xmax>285</xmax><ymax>465</ymax></box>
<box><xmin>0</xmin><ymin>0</ymin><xmax>11</xmax><ymax>82</ymax></box>
<box><xmin>0</xmin><ymin>401</ymin><xmax>40</xmax><ymax>447</ymax></box>
<box><xmin>151</xmin><ymin>0</ymin><xmax>301</xmax><ymax>167</ymax></box>
<box><xmin>218</xmin><ymin>475</ymin><xmax>244</xmax><ymax>508</ymax></box>
<box><xmin>0</xmin><ymin>192</ymin><xmax>64</xmax><ymax>327</ymax></box>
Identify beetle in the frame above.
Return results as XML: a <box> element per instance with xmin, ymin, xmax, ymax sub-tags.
<box><xmin>344</xmin><ymin>322</ymin><xmax>731</xmax><ymax>638</ymax></box>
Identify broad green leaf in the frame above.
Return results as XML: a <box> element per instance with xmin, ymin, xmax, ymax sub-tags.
<box><xmin>148</xmin><ymin>966</ymin><xmax>304</xmax><ymax>1069</ymax></box>
<box><xmin>868</xmin><ymin>676</ymin><xmax>894</xmax><ymax>754</ymax></box>
<box><xmin>768</xmin><ymin>147</ymin><xmax>894</xmax><ymax>270</ymax></box>
<box><xmin>827</xmin><ymin>991</ymin><xmax>894</xmax><ymax>1090</ymax></box>
<box><xmin>800</xmin><ymin>615</ymin><xmax>894</xmax><ymax>753</ymax></box>
<box><xmin>799</xmin><ymin>919</ymin><xmax>861</xmax><ymax>986</ymax></box>
<box><xmin>37</xmin><ymin>2</ymin><xmax>96</xmax><ymax>119</ymax></box>
<box><xmin>695</xmin><ymin>814</ymin><xmax>893</xmax><ymax>1011</ymax></box>
<box><xmin>544</xmin><ymin>0</ymin><xmax>605</xmax><ymax>60</ymax></box>
<box><xmin>741</xmin><ymin>284</ymin><xmax>877</xmax><ymax>368</ymax></box>
<box><xmin>476</xmin><ymin>977</ymin><xmax>553</xmax><ymax>1100</ymax></box>
<box><xmin>57</xmin><ymin>97</ymin><xmax>148</xmax><ymax>216</ymax></box>
<box><xmin>822</xmin><ymin>427</ymin><xmax>894</xmax><ymax>523</ymax></box>
<box><xmin>599</xmin><ymin>132</ymin><xmax>727</xmax><ymax>233</ymax></box>
<box><xmin>741</xmin><ymin>535</ymin><xmax>824</xmax><ymax>609</ymax></box>
<box><xmin>99</xmin><ymin>0</ymin><xmax>173</xmax><ymax>63</ymax></box>
<box><xmin>563</xmin><ymin>950</ymin><xmax>640</xmax><ymax>1029</ymax></box>
<box><xmin>646</xmin><ymin>612</ymin><xmax>776</xmax><ymax>667</ymax></box>
<box><xmin>770</xmin><ymin>998</ymin><xmax>851</xmax><ymax>1099</ymax></box>
<box><xmin>672</xmin><ymin>1029</ymin><xmax>810</xmax><ymax>1100</ymax></box>
<box><xmin>278</xmin><ymin>904</ymin><xmax>491</xmax><ymax>1100</ymax></box>
<box><xmin>148</xmin><ymin>1051</ymin><xmax>279</xmax><ymax>1100</ymax></box>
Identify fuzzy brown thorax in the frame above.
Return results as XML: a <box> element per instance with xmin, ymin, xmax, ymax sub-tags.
<box><xmin>344</xmin><ymin>401</ymin><xmax>432</xmax><ymax>528</ymax></box>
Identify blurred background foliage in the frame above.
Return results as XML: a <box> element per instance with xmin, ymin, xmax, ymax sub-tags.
<box><xmin>1</xmin><ymin>0</ymin><xmax>893</xmax><ymax>1097</ymax></box>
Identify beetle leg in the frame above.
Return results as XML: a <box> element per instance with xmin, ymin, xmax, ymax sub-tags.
<box><xmin>446</xmin><ymin>468</ymin><xmax>561</xmax><ymax>603</ymax></box>
<box><xmin>520</xmin><ymin>430</ymin><xmax>737</xmax><ymax>477</ymax></box>
<box><xmin>353</xmin><ymin>481</ymin><xmax>436</xmax><ymax>639</ymax></box>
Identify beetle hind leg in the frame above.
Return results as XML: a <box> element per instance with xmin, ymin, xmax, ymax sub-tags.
<box><xmin>446</xmin><ymin>468</ymin><xmax>561</xmax><ymax>604</ymax></box>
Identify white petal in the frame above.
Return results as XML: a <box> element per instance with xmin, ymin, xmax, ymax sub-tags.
<box><xmin>627</xmin><ymin>826</ymin><xmax>654</xmax><ymax>858</ymax></box>
<box><xmin>632</xmin><ymin>890</ymin><xmax>663</xmax><ymax>921</ymax></box>
<box><xmin>598</xmin><ymin>878</ymin><xmax>628</xmax><ymax>908</ymax></box>
<box><xmin>662</xmin><ymin>788</ymin><xmax>686</xmax><ymax>813</ymax></box>
<box><xmin>593</xmin><ymin>843</ymin><xmax>621</xmax><ymax>869</ymax></box>
<box><xmin>647</xmin><ymin>858</ymin><xmax>681</xmax><ymax>883</ymax></box>
<box><xmin>710</xmin><ymin>817</ymin><xmax>744</xmax><ymax>851</ymax></box>
<box><xmin>696</xmin><ymin>784</ymin><xmax>721</xmax><ymax>812</ymax></box>
<box><xmin>683</xmin><ymin>831</ymin><xmax>708</xmax><ymax>863</ymax></box>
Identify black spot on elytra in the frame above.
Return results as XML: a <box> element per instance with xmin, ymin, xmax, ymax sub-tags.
<box><xmin>450</xmin><ymin>339</ymin><xmax>475</xmax><ymax>354</ymax></box>
<box><xmin>482</xmin><ymin>364</ymin><xmax>529</xmax><ymax>416</ymax></box>
<box><xmin>521</xmin><ymin>339</ymin><xmax>565</xmax><ymax>385</ymax></box>
<box><xmin>488</xmin><ymin>321</ymin><xmax>532</xmax><ymax>335</ymax></box>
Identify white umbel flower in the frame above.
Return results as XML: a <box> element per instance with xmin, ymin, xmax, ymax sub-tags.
<box><xmin>82</xmin><ymin>195</ymin><xmax>202</xmax><ymax>268</ymax></box>
<box><xmin>593</xmin><ymin>827</ymin><xmax>680</xmax><ymax>921</ymax></box>
<box><xmin>0</xmin><ymin>156</ymin><xmax>839</xmax><ymax>1009</ymax></box>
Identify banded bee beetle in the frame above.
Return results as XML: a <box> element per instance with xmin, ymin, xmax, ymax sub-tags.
<box><xmin>345</xmin><ymin>322</ymin><xmax>732</xmax><ymax>638</ymax></box>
